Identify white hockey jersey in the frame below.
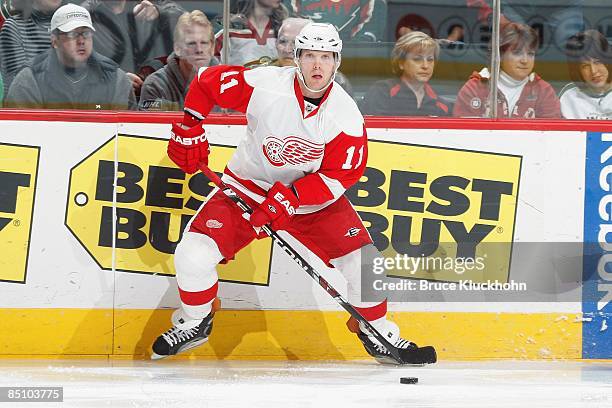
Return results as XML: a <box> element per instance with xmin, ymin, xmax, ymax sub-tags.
<box><xmin>184</xmin><ymin>65</ymin><xmax>367</xmax><ymax>214</ymax></box>
<box><xmin>559</xmin><ymin>82</ymin><xmax>612</xmax><ymax>120</ymax></box>
<box><xmin>214</xmin><ymin>21</ymin><xmax>278</xmax><ymax>66</ymax></box>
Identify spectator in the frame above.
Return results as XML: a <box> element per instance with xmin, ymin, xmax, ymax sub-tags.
<box><xmin>216</xmin><ymin>0</ymin><xmax>287</xmax><ymax>66</ymax></box>
<box><xmin>5</xmin><ymin>3</ymin><xmax>136</xmax><ymax>110</ymax></box>
<box><xmin>80</xmin><ymin>0</ymin><xmax>185</xmax><ymax>95</ymax></box>
<box><xmin>246</xmin><ymin>17</ymin><xmax>353</xmax><ymax>95</ymax></box>
<box><xmin>361</xmin><ymin>31</ymin><xmax>449</xmax><ymax>117</ymax></box>
<box><xmin>447</xmin><ymin>24</ymin><xmax>464</xmax><ymax>43</ymax></box>
<box><xmin>560</xmin><ymin>30</ymin><xmax>612</xmax><ymax>120</ymax></box>
<box><xmin>453</xmin><ymin>22</ymin><xmax>560</xmax><ymax>118</ymax></box>
<box><xmin>0</xmin><ymin>0</ymin><xmax>63</xmax><ymax>95</ymax></box>
<box><xmin>139</xmin><ymin>10</ymin><xmax>215</xmax><ymax>111</ymax></box>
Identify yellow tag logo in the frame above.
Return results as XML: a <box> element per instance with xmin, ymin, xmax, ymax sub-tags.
<box><xmin>0</xmin><ymin>143</ymin><xmax>40</xmax><ymax>283</ymax></box>
<box><xmin>65</xmin><ymin>134</ymin><xmax>272</xmax><ymax>285</ymax></box>
<box><xmin>348</xmin><ymin>141</ymin><xmax>521</xmax><ymax>283</ymax></box>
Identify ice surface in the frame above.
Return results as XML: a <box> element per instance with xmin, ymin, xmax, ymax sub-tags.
<box><xmin>0</xmin><ymin>359</ymin><xmax>611</xmax><ymax>408</ymax></box>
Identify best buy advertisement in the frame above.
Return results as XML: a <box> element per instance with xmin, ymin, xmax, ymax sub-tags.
<box><xmin>0</xmin><ymin>143</ymin><xmax>39</xmax><ymax>283</ymax></box>
<box><xmin>348</xmin><ymin>141</ymin><xmax>521</xmax><ymax>284</ymax></box>
<box><xmin>65</xmin><ymin>134</ymin><xmax>273</xmax><ymax>285</ymax></box>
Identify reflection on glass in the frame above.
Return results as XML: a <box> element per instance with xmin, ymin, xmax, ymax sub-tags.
<box><xmin>218</xmin><ymin>0</ymin><xmax>287</xmax><ymax>66</ymax></box>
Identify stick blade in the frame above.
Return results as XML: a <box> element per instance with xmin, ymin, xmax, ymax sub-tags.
<box><xmin>399</xmin><ymin>345</ymin><xmax>437</xmax><ymax>365</ymax></box>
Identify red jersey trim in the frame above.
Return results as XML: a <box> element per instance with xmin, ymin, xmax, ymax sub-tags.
<box><xmin>247</xmin><ymin>19</ymin><xmax>274</xmax><ymax>46</ymax></box>
<box><xmin>293</xmin><ymin>76</ymin><xmax>334</xmax><ymax>119</ymax></box>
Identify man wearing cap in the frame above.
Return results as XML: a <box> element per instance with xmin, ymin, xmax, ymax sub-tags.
<box><xmin>5</xmin><ymin>3</ymin><xmax>136</xmax><ymax>110</ymax></box>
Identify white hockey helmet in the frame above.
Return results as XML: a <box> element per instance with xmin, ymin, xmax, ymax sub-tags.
<box><xmin>293</xmin><ymin>23</ymin><xmax>342</xmax><ymax>61</ymax></box>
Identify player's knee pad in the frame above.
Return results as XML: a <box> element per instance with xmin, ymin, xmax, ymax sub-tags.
<box><xmin>174</xmin><ymin>232</ymin><xmax>224</xmax><ymax>292</ymax></box>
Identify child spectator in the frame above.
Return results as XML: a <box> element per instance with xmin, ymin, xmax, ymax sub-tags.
<box><xmin>361</xmin><ymin>31</ymin><xmax>449</xmax><ymax>116</ymax></box>
<box><xmin>453</xmin><ymin>22</ymin><xmax>560</xmax><ymax>118</ymax></box>
<box><xmin>560</xmin><ymin>30</ymin><xmax>612</xmax><ymax>120</ymax></box>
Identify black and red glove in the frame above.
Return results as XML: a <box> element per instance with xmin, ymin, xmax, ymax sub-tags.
<box><xmin>250</xmin><ymin>182</ymin><xmax>300</xmax><ymax>230</ymax></box>
<box><xmin>167</xmin><ymin>120</ymin><xmax>209</xmax><ymax>174</ymax></box>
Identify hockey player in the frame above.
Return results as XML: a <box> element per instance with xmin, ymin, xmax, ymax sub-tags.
<box><xmin>152</xmin><ymin>22</ymin><xmax>427</xmax><ymax>364</ymax></box>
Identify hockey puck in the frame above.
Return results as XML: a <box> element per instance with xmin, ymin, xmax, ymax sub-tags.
<box><xmin>399</xmin><ymin>377</ymin><xmax>418</xmax><ymax>384</ymax></box>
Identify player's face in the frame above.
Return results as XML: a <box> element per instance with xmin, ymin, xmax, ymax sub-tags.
<box><xmin>579</xmin><ymin>57</ymin><xmax>611</xmax><ymax>93</ymax></box>
<box><xmin>276</xmin><ymin>24</ymin><xmax>302</xmax><ymax>65</ymax></box>
<box><xmin>501</xmin><ymin>46</ymin><xmax>535</xmax><ymax>81</ymax></box>
<box><xmin>176</xmin><ymin>25</ymin><xmax>214</xmax><ymax>70</ymax></box>
<box><xmin>298</xmin><ymin>50</ymin><xmax>336</xmax><ymax>94</ymax></box>
<box><xmin>52</xmin><ymin>27</ymin><xmax>94</xmax><ymax>68</ymax></box>
<box><xmin>400</xmin><ymin>47</ymin><xmax>435</xmax><ymax>85</ymax></box>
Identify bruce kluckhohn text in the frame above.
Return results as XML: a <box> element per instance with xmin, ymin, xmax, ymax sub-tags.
<box><xmin>372</xmin><ymin>279</ymin><xmax>527</xmax><ymax>292</ymax></box>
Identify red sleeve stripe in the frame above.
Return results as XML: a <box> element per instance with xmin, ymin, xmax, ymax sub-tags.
<box><xmin>354</xmin><ymin>299</ymin><xmax>388</xmax><ymax>321</ymax></box>
<box><xmin>179</xmin><ymin>281</ymin><xmax>219</xmax><ymax>306</ymax></box>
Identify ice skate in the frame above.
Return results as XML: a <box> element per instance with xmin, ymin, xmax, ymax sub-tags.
<box><xmin>347</xmin><ymin>317</ymin><xmax>437</xmax><ymax>365</ymax></box>
<box><xmin>151</xmin><ymin>301</ymin><xmax>219</xmax><ymax>360</ymax></box>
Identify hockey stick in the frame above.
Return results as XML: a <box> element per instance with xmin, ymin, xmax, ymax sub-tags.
<box><xmin>199</xmin><ymin>164</ymin><xmax>436</xmax><ymax>365</ymax></box>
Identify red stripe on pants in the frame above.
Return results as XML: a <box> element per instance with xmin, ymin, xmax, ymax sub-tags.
<box><xmin>354</xmin><ymin>299</ymin><xmax>387</xmax><ymax>321</ymax></box>
<box><xmin>179</xmin><ymin>281</ymin><xmax>218</xmax><ymax>306</ymax></box>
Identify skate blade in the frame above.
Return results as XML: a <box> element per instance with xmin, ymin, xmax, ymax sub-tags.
<box><xmin>150</xmin><ymin>352</ymin><xmax>168</xmax><ymax>360</ymax></box>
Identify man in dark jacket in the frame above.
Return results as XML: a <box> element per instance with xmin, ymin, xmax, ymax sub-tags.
<box><xmin>5</xmin><ymin>3</ymin><xmax>136</xmax><ymax>110</ymax></box>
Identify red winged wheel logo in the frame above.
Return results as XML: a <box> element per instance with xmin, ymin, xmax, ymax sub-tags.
<box><xmin>262</xmin><ymin>136</ymin><xmax>324</xmax><ymax>167</ymax></box>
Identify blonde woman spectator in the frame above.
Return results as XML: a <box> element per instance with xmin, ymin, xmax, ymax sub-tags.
<box><xmin>139</xmin><ymin>10</ymin><xmax>215</xmax><ymax>111</ymax></box>
<box><xmin>453</xmin><ymin>22</ymin><xmax>560</xmax><ymax>119</ymax></box>
<box><xmin>361</xmin><ymin>31</ymin><xmax>449</xmax><ymax>116</ymax></box>
<box><xmin>560</xmin><ymin>30</ymin><xmax>612</xmax><ymax>120</ymax></box>
<box><xmin>215</xmin><ymin>0</ymin><xmax>287</xmax><ymax>66</ymax></box>
<box><xmin>0</xmin><ymin>0</ymin><xmax>63</xmax><ymax>94</ymax></box>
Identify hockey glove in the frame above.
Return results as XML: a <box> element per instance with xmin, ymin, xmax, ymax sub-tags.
<box><xmin>167</xmin><ymin>121</ymin><xmax>209</xmax><ymax>174</ymax></box>
<box><xmin>250</xmin><ymin>182</ymin><xmax>300</xmax><ymax>230</ymax></box>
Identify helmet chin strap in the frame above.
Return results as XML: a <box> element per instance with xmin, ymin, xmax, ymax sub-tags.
<box><xmin>294</xmin><ymin>55</ymin><xmax>340</xmax><ymax>95</ymax></box>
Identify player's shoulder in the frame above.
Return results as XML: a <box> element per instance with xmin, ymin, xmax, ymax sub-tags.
<box><xmin>243</xmin><ymin>66</ymin><xmax>294</xmax><ymax>89</ymax></box>
<box><xmin>326</xmin><ymin>84</ymin><xmax>364</xmax><ymax>137</ymax></box>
